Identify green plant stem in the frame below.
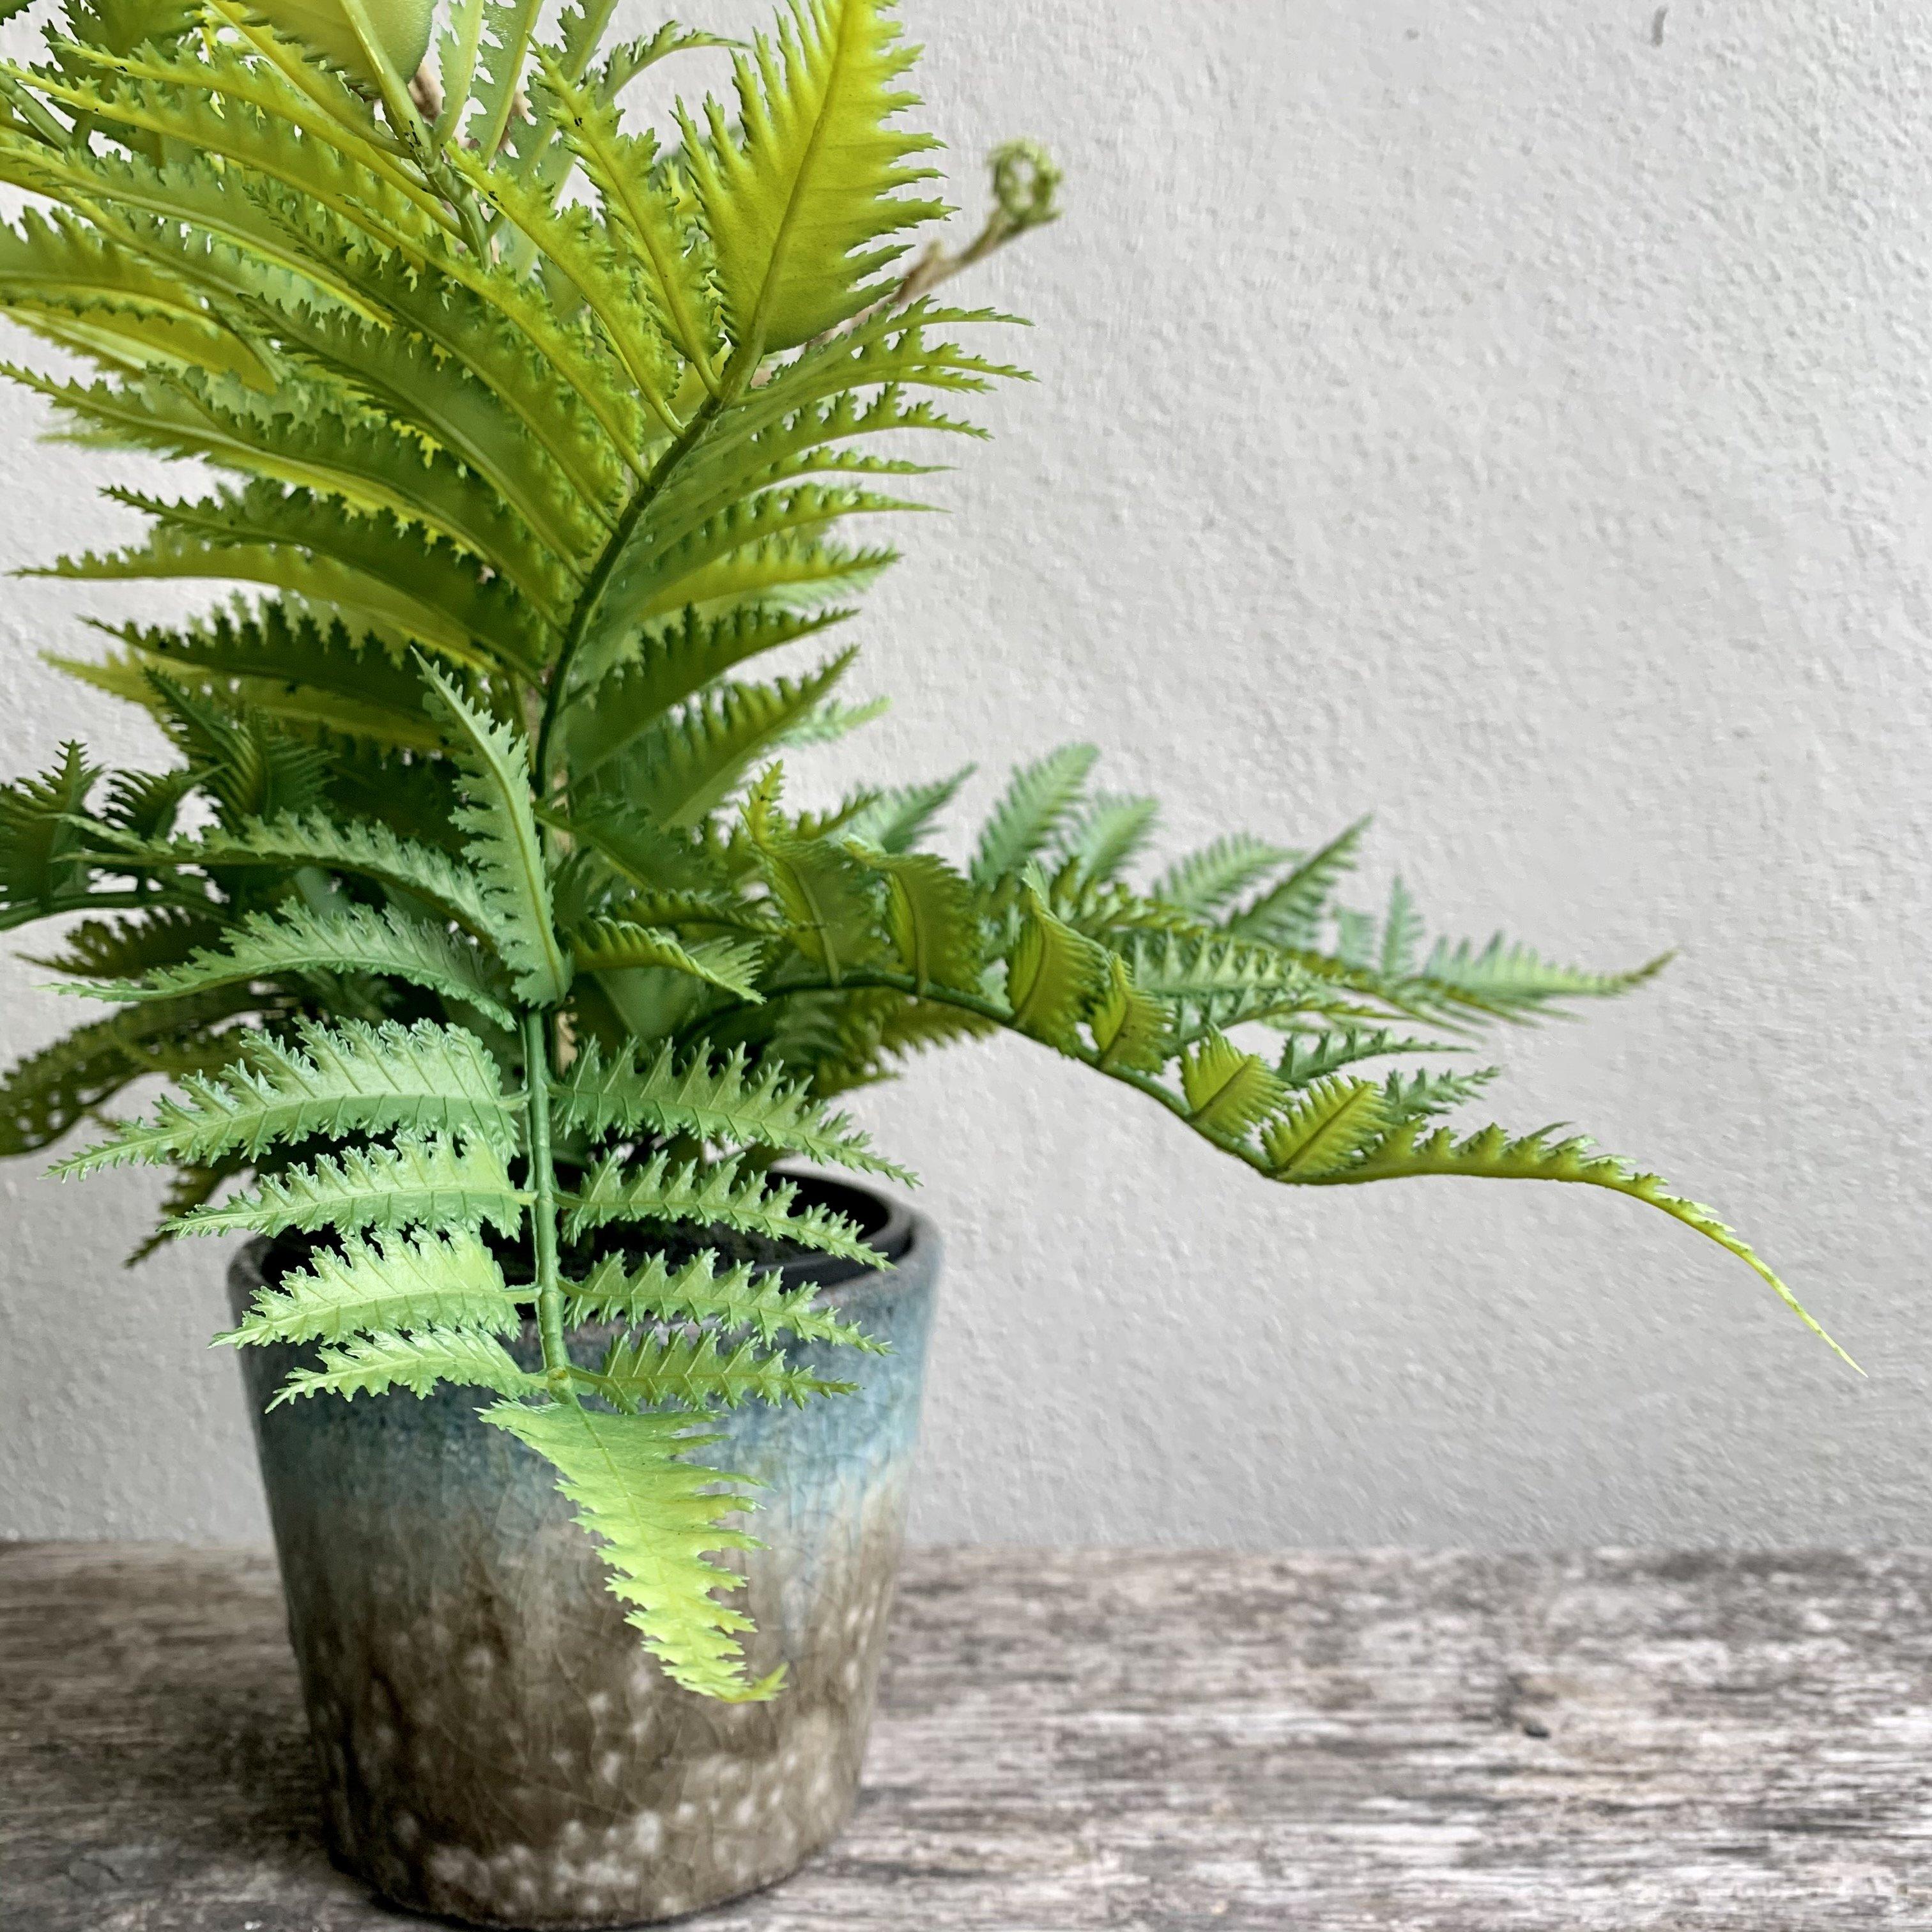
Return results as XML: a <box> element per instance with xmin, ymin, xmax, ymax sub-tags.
<box><xmin>534</xmin><ymin>390</ymin><xmax>728</xmax><ymax>793</ymax></box>
<box><xmin>520</xmin><ymin>1006</ymin><xmax>575</xmax><ymax>1400</ymax></box>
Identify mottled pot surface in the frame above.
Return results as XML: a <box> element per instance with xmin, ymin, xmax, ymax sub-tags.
<box><xmin>230</xmin><ymin>1176</ymin><xmax>939</xmax><ymax>1929</ymax></box>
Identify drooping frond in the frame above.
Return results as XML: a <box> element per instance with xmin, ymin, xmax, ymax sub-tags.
<box><xmin>480</xmin><ymin>1401</ymin><xmax>777</xmax><ymax>1701</ymax></box>
<box><xmin>1297</xmin><ymin>1121</ymin><xmax>1851</xmax><ymax>1368</ymax></box>
<box><xmin>1414</xmin><ymin>935</ymin><xmax>1671</xmax><ymax>1020</ymax></box>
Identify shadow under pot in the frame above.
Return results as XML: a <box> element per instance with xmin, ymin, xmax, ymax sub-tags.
<box><xmin>228</xmin><ymin>1173</ymin><xmax>939</xmax><ymax>1930</ymax></box>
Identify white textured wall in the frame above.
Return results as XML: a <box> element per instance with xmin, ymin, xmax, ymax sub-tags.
<box><xmin>3</xmin><ymin>0</ymin><xmax>1928</xmax><ymax>1547</ymax></box>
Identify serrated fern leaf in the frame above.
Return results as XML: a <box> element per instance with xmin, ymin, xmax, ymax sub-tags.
<box><xmin>99</xmin><ymin>811</ymin><xmax>494</xmax><ymax>934</ymax></box>
<box><xmin>618</xmin><ymin>654</ymin><xmax>857</xmax><ymax>829</ymax></box>
<box><xmin>0</xmin><ymin>990</ymin><xmax>259</xmax><ymax>1156</ymax></box>
<box><xmin>418</xmin><ymin>661</ymin><xmax>571</xmax><ymax>1006</ymax></box>
<box><xmin>1275</xmin><ymin>1027</ymin><xmax>1459</xmax><ymax>1087</ymax></box>
<box><xmin>565</xmin><ymin>1247</ymin><xmax>877</xmax><ymax>1350</ymax></box>
<box><xmin>1004</xmin><ymin>885</ymin><xmax>1107</xmax><ymax>1050</ymax></box>
<box><xmin>1303</xmin><ymin>1122</ymin><xmax>1852</xmax><ymax>1367</ymax></box>
<box><xmin>741</xmin><ymin>765</ymin><xmax>885</xmax><ymax>983</ymax></box>
<box><xmin>1381</xmin><ymin>878</ymin><xmax>1424</xmax><ymax>979</ymax></box>
<box><xmin>595</xmin><ymin>1329</ymin><xmax>850</xmax><ymax>1410</ymax></box>
<box><xmin>1226</xmin><ymin>819</ymin><xmax>1367</xmax><ymax>948</ymax></box>
<box><xmin>274</xmin><ymin>1327</ymin><xmax>540</xmax><ymax>1407</ymax></box>
<box><xmin>57</xmin><ymin>1018</ymin><xmax>517</xmax><ymax>1174</ymax></box>
<box><xmin>0</xmin><ymin>740</ymin><xmax>99</xmax><ymax>914</ymax></box>
<box><xmin>222</xmin><ymin>1228</ymin><xmax>521</xmax><ymax>1347</ymax></box>
<box><xmin>680</xmin><ymin>0</ymin><xmax>944</xmax><ymax>359</ymax></box>
<box><xmin>972</xmin><ymin>744</ymin><xmax>1097</xmax><ymax>888</ymax></box>
<box><xmin>60</xmin><ymin>901</ymin><xmax>514</xmax><ymax>1029</ymax></box>
<box><xmin>480</xmin><ymin>1401</ymin><xmax>777</xmax><ymax>1701</ymax></box>
<box><xmin>1059</xmin><ymin>793</ymin><xmax>1158</xmax><ymax>883</ymax></box>
<box><xmin>29</xmin><ymin>907</ymin><xmax>226</xmax><ymax>981</ymax></box>
<box><xmin>1261</xmin><ymin>1077</ymin><xmax>1390</xmax><ymax>1179</ymax></box>
<box><xmin>564</xmin><ymin>1149</ymin><xmax>873</xmax><ymax>1259</ymax></box>
<box><xmin>865</xmin><ymin>849</ymin><xmax>980</xmax><ymax>993</ymax></box>
<box><xmin>570</xmin><ymin>919</ymin><xmax>765</xmax><ymax>997</ymax></box>
<box><xmin>1087</xmin><ymin>952</ymin><xmax>1170</xmax><ymax>1074</ymax></box>
<box><xmin>1151</xmin><ymin>834</ymin><xmax>1297</xmax><ymax>917</ymax></box>
<box><xmin>1180</xmin><ymin>1031</ymin><xmax>1287</xmax><ymax>1142</ymax></box>
<box><xmin>841</xmin><ymin>767</ymin><xmax>970</xmax><ymax>854</ymax></box>
<box><xmin>554</xmin><ymin>1039</ymin><xmax>907</xmax><ymax>1177</ymax></box>
<box><xmin>167</xmin><ymin>1130</ymin><xmax>527</xmax><ymax>1239</ymax></box>
<box><xmin>1416</xmin><ymin>935</ymin><xmax>1670</xmax><ymax>1020</ymax></box>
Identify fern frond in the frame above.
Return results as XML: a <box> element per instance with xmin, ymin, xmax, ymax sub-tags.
<box><xmin>95</xmin><ymin>811</ymin><xmax>493</xmax><ymax>934</ymax></box>
<box><xmin>56</xmin><ymin>1018</ymin><xmax>517</xmax><ymax>1174</ymax></box>
<box><xmin>0</xmin><ymin>740</ymin><xmax>100</xmax><ymax>915</ymax></box>
<box><xmin>594</xmin><ymin>1328</ymin><xmax>849</xmax><ymax>1410</ymax></box>
<box><xmin>617</xmin><ymin>654</ymin><xmax>858</xmax><ymax>829</ymax></box>
<box><xmin>1275</xmin><ymin>1026</ymin><xmax>1460</xmax><ymax>1087</ymax></box>
<box><xmin>480</xmin><ymin>1401</ymin><xmax>777</xmax><ymax>1701</ymax></box>
<box><xmin>30</xmin><ymin>907</ymin><xmax>225</xmax><ymax>981</ymax></box>
<box><xmin>1261</xmin><ymin>1076</ymin><xmax>1389</xmax><ymax>1179</ymax></box>
<box><xmin>570</xmin><ymin>920</ymin><xmax>765</xmax><ymax>998</ymax></box>
<box><xmin>273</xmin><ymin>1326</ymin><xmax>539</xmax><ymax>1406</ymax></box>
<box><xmin>564</xmin><ymin>604</ymin><xmax>850</xmax><ymax>779</ymax></box>
<box><xmin>1179</xmin><ymin>1031</ymin><xmax>1287</xmax><ymax>1142</ymax></box>
<box><xmin>1226</xmin><ymin>819</ymin><xmax>1367</xmax><ymax>948</ymax></box>
<box><xmin>1087</xmin><ymin>952</ymin><xmax>1169</xmax><ymax>1074</ymax></box>
<box><xmin>678</xmin><ymin>0</ymin><xmax>944</xmax><ymax>358</ymax></box>
<box><xmin>554</xmin><ymin>1039</ymin><xmax>907</xmax><ymax>1177</ymax></box>
<box><xmin>80</xmin><ymin>606</ymin><xmax>450</xmax><ymax>754</ymax></box>
<box><xmin>1301</xmin><ymin>1121</ymin><xmax>1851</xmax><ymax>1367</ymax></box>
<box><xmin>863</xmin><ymin>849</ymin><xmax>981</xmax><ymax>995</ymax></box>
<box><xmin>420</xmin><ymin>661</ymin><xmax>571</xmax><ymax>1006</ymax></box>
<box><xmin>565</xmin><ymin>1246</ymin><xmax>875</xmax><ymax>1349</ymax></box>
<box><xmin>563</xmin><ymin>1149</ymin><xmax>874</xmax><ymax>1258</ymax></box>
<box><xmin>1415</xmin><ymin>935</ymin><xmax>1671</xmax><ymax>1020</ymax></box>
<box><xmin>59</xmin><ymin>902</ymin><xmax>515</xmax><ymax>1029</ymax></box>
<box><xmin>1153</xmin><ymin>833</ymin><xmax>1295</xmax><ymax>917</ymax></box>
<box><xmin>1059</xmin><ymin>793</ymin><xmax>1158</xmax><ymax>882</ymax></box>
<box><xmin>169</xmin><ymin>1130</ymin><xmax>527</xmax><ymax>1238</ymax></box>
<box><xmin>532</xmin><ymin>47</ymin><xmax>721</xmax><ymax>382</ymax></box>
<box><xmin>972</xmin><ymin>744</ymin><xmax>1097</xmax><ymax>888</ymax></box>
<box><xmin>841</xmin><ymin>767</ymin><xmax>970</xmax><ymax>854</ymax></box>
<box><xmin>1004</xmin><ymin>885</ymin><xmax>1107</xmax><ymax>1052</ymax></box>
<box><xmin>0</xmin><ymin>990</ymin><xmax>259</xmax><ymax>1156</ymax></box>
<box><xmin>742</xmin><ymin>766</ymin><xmax>885</xmax><ymax>985</ymax></box>
<box><xmin>222</xmin><ymin>1227</ymin><xmax>521</xmax><ymax>1347</ymax></box>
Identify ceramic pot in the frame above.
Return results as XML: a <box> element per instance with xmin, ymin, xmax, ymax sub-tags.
<box><xmin>228</xmin><ymin>1177</ymin><xmax>937</xmax><ymax>1929</ymax></box>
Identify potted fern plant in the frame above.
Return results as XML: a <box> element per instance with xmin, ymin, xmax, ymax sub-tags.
<box><xmin>0</xmin><ymin>0</ymin><xmax>1844</xmax><ymax>1923</ymax></box>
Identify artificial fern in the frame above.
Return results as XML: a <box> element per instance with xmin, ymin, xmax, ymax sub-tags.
<box><xmin>0</xmin><ymin>0</ymin><xmax>1844</xmax><ymax>1703</ymax></box>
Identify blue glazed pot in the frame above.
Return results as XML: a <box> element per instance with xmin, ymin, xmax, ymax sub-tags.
<box><xmin>229</xmin><ymin>1178</ymin><xmax>938</xmax><ymax>1930</ymax></box>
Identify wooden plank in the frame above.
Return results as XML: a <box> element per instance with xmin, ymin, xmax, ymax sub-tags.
<box><xmin>6</xmin><ymin>1543</ymin><xmax>1932</xmax><ymax>1928</ymax></box>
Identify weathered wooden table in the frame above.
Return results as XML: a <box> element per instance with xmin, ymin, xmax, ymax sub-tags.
<box><xmin>6</xmin><ymin>1543</ymin><xmax>1931</xmax><ymax>1929</ymax></box>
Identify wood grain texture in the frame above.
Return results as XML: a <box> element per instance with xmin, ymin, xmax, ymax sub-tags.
<box><xmin>6</xmin><ymin>1543</ymin><xmax>1932</xmax><ymax>1929</ymax></box>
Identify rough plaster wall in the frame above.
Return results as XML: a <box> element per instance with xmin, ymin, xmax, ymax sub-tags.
<box><xmin>2</xmin><ymin>0</ymin><xmax>1928</xmax><ymax>1547</ymax></box>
